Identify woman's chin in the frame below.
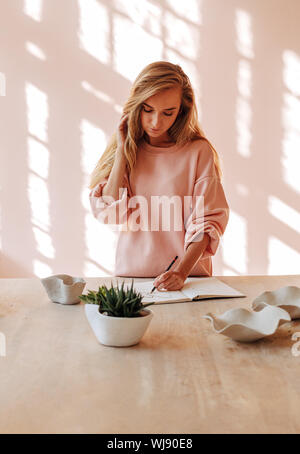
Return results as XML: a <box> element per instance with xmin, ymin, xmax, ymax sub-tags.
<box><xmin>148</xmin><ymin>130</ymin><xmax>161</xmax><ymax>136</ymax></box>
<box><xmin>147</xmin><ymin>130</ymin><xmax>167</xmax><ymax>140</ymax></box>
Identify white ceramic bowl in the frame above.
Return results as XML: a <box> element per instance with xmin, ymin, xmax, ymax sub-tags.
<box><xmin>203</xmin><ymin>305</ymin><xmax>291</xmax><ymax>342</ymax></box>
<box><xmin>252</xmin><ymin>286</ymin><xmax>300</xmax><ymax>320</ymax></box>
<box><xmin>84</xmin><ymin>304</ymin><xmax>153</xmax><ymax>347</ymax></box>
<box><xmin>41</xmin><ymin>274</ymin><xmax>86</xmax><ymax>304</ymax></box>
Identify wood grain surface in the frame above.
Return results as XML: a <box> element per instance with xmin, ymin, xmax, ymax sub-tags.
<box><xmin>1</xmin><ymin>275</ymin><xmax>300</xmax><ymax>434</ymax></box>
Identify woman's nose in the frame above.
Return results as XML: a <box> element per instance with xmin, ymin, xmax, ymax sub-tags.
<box><xmin>151</xmin><ymin>114</ymin><xmax>160</xmax><ymax>128</ymax></box>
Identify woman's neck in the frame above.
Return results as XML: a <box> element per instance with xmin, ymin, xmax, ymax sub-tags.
<box><xmin>144</xmin><ymin>134</ymin><xmax>175</xmax><ymax>148</ymax></box>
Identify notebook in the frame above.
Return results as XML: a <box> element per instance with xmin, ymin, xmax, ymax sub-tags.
<box><xmin>134</xmin><ymin>277</ymin><xmax>246</xmax><ymax>304</ymax></box>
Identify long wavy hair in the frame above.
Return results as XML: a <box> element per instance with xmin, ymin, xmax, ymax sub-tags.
<box><xmin>89</xmin><ymin>61</ymin><xmax>222</xmax><ymax>189</ymax></box>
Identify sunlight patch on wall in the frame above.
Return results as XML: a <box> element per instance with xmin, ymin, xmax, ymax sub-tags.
<box><xmin>165</xmin><ymin>0</ymin><xmax>202</xmax><ymax>24</ymax></box>
<box><xmin>235</xmin><ymin>10</ymin><xmax>253</xmax><ymax>158</ymax></box>
<box><xmin>25</xmin><ymin>41</ymin><xmax>46</xmax><ymax>60</ymax></box>
<box><xmin>236</xmin><ymin>183</ymin><xmax>249</xmax><ymax>197</ymax></box>
<box><xmin>164</xmin><ymin>11</ymin><xmax>198</xmax><ymax>60</ymax></box>
<box><xmin>268</xmin><ymin>195</ymin><xmax>300</xmax><ymax>234</ymax></box>
<box><xmin>113</xmin><ymin>14</ymin><xmax>163</xmax><ymax>82</ymax></box>
<box><xmin>283</xmin><ymin>50</ymin><xmax>300</xmax><ymax>97</ymax></box>
<box><xmin>28</xmin><ymin>138</ymin><xmax>49</xmax><ymax>185</ymax></box>
<box><xmin>81</xmin><ymin>81</ymin><xmax>123</xmax><ymax>113</ymax></box>
<box><xmin>0</xmin><ymin>72</ymin><xmax>6</xmax><ymax>96</ymax></box>
<box><xmin>222</xmin><ymin>210</ymin><xmax>248</xmax><ymax>274</ymax></box>
<box><xmin>236</xmin><ymin>61</ymin><xmax>252</xmax><ymax>158</ymax></box>
<box><xmin>114</xmin><ymin>0</ymin><xmax>162</xmax><ymax>36</ymax></box>
<box><xmin>23</xmin><ymin>0</ymin><xmax>43</xmax><ymax>22</ymax></box>
<box><xmin>235</xmin><ymin>10</ymin><xmax>254</xmax><ymax>59</ymax></box>
<box><xmin>32</xmin><ymin>222</ymin><xmax>55</xmax><ymax>259</ymax></box>
<box><xmin>25</xmin><ymin>83</ymin><xmax>48</xmax><ymax>142</ymax></box>
<box><xmin>268</xmin><ymin>236</ymin><xmax>300</xmax><ymax>274</ymax></box>
<box><xmin>163</xmin><ymin>3</ymin><xmax>201</xmax><ymax>120</ymax></box>
<box><xmin>80</xmin><ymin>119</ymin><xmax>107</xmax><ymax>185</ymax></box>
<box><xmin>82</xmin><ymin>81</ymin><xmax>114</xmax><ymax>104</ymax></box>
<box><xmin>222</xmin><ymin>268</ymin><xmax>239</xmax><ymax>276</ymax></box>
<box><xmin>79</xmin><ymin>120</ymin><xmax>115</xmax><ymax>276</ymax></box>
<box><xmin>27</xmin><ymin>143</ymin><xmax>54</xmax><ymax>260</ymax></box>
<box><xmin>33</xmin><ymin>259</ymin><xmax>52</xmax><ymax>277</ymax></box>
<box><xmin>281</xmin><ymin>50</ymin><xmax>300</xmax><ymax>194</ymax></box>
<box><xmin>78</xmin><ymin>0</ymin><xmax>110</xmax><ymax>64</ymax></box>
<box><xmin>84</xmin><ymin>214</ymin><xmax>117</xmax><ymax>276</ymax></box>
<box><xmin>26</xmin><ymin>84</ymin><xmax>54</xmax><ymax>276</ymax></box>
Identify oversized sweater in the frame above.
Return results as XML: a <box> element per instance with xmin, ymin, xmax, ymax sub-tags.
<box><xmin>89</xmin><ymin>137</ymin><xmax>229</xmax><ymax>277</ymax></box>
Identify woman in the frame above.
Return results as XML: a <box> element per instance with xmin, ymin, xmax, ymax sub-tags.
<box><xmin>89</xmin><ymin>61</ymin><xmax>229</xmax><ymax>291</ymax></box>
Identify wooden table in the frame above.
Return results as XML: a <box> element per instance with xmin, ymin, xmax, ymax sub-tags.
<box><xmin>1</xmin><ymin>275</ymin><xmax>300</xmax><ymax>434</ymax></box>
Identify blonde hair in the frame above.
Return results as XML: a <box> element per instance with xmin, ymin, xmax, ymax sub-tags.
<box><xmin>89</xmin><ymin>61</ymin><xmax>222</xmax><ymax>189</ymax></box>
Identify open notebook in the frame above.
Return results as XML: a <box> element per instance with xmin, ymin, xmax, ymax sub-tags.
<box><xmin>134</xmin><ymin>277</ymin><xmax>246</xmax><ymax>304</ymax></box>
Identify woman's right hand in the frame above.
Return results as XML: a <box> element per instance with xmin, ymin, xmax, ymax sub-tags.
<box><xmin>116</xmin><ymin>113</ymin><xmax>129</xmax><ymax>152</ymax></box>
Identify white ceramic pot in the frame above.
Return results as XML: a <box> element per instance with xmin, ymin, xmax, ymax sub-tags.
<box><xmin>41</xmin><ymin>274</ymin><xmax>86</xmax><ymax>304</ymax></box>
<box><xmin>84</xmin><ymin>304</ymin><xmax>154</xmax><ymax>347</ymax></box>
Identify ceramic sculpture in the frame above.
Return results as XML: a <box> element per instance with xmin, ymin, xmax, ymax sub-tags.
<box><xmin>41</xmin><ymin>274</ymin><xmax>86</xmax><ymax>305</ymax></box>
<box><xmin>203</xmin><ymin>305</ymin><xmax>291</xmax><ymax>342</ymax></box>
<box><xmin>252</xmin><ymin>286</ymin><xmax>300</xmax><ymax>320</ymax></box>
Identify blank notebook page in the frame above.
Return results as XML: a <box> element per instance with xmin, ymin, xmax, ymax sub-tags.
<box><xmin>181</xmin><ymin>277</ymin><xmax>245</xmax><ymax>299</ymax></box>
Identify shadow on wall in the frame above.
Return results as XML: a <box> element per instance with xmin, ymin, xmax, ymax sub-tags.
<box><xmin>0</xmin><ymin>253</ymin><xmax>32</xmax><ymax>278</ymax></box>
<box><xmin>0</xmin><ymin>0</ymin><xmax>299</xmax><ymax>278</ymax></box>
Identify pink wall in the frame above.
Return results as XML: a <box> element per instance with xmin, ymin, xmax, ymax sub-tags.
<box><xmin>1</xmin><ymin>0</ymin><xmax>300</xmax><ymax>278</ymax></box>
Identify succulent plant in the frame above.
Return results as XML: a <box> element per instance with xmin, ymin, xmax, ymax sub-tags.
<box><xmin>79</xmin><ymin>279</ymin><xmax>154</xmax><ymax>318</ymax></box>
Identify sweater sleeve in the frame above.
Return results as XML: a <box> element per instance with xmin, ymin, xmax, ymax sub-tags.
<box><xmin>89</xmin><ymin>173</ymin><xmax>133</xmax><ymax>226</ymax></box>
<box><xmin>184</xmin><ymin>175</ymin><xmax>230</xmax><ymax>258</ymax></box>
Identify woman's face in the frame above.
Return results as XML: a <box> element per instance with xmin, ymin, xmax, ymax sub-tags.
<box><xmin>140</xmin><ymin>86</ymin><xmax>182</xmax><ymax>144</ymax></box>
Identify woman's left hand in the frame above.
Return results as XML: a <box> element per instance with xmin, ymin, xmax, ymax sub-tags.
<box><xmin>153</xmin><ymin>270</ymin><xmax>187</xmax><ymax>291</ymax></box>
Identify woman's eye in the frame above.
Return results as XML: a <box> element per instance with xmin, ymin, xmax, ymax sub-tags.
<box><xmin>143</xmin><ymin>107</ymin><xmax>173</xmax><ymax>117</ymax></box>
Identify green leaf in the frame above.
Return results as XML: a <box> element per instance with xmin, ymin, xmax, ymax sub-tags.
<box><xmin>141</xmin><ymin>302</ymin><xmax>155</xmax><ymax>309</ymax></box>
<box><xmin>86</xmin><ymin>280</ymin><xmax>149</xmax><ymax>317</ymax></box>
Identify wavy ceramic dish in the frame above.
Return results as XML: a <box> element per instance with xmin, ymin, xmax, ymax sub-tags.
<box><xmin>203</xmin><ymin>305</ymin><xmax>291</xmax><ymax>342</ymax></box>
<box><xmin>41</xmin><ymin>274</ymin><xmax>86</xmax><ymax>304</ymax></box>
<box><xmin>252</xmin><ymin>286</ymin><xmax>300</xmax><ymax>320</ymax></box>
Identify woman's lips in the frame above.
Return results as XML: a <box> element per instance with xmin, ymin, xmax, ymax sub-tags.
<box><xmin>150</xmin><ymin>128</ymin><xmax>160</xmax><ymax>133</ymax></box>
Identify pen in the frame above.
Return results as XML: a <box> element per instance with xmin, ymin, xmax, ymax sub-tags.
<box><xmin>150</xmin><ymin>255</ymin><xmax>179</xmax><ymax>293</ymax></box>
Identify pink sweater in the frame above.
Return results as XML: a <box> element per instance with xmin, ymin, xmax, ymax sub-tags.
<box><xmin>89</xmin><ymin>138</ymin><xmax>229</xmax><ymax>277</ymax></box>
